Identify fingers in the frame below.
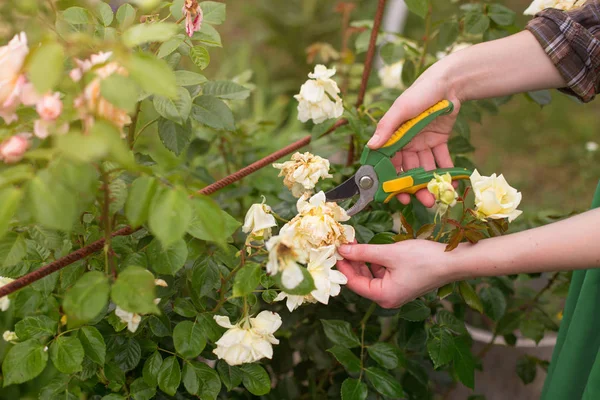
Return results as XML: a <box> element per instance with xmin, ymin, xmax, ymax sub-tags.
<box><xmin>336</xmin><ymin>260</ymin><xmax>386</xmax><ymax>302</ymax></box>
<box><xmin>432</xmin><ymin>143</ymin><xmax>454</xmax><ymax>169</ymax></box>
<box><xmin>397</xmin><ymin>193</ymin><xmax>411</xmax><ymax>205</ymax></box>
<box><xmin>371</xmin><ymin>264</ymin><xmax>386</xmax><ymax>279</ymax></box>
<box><xmin>368</xmin><ymin>94</ymin><xmax>424</xmax><ymax>149</ymax></box>
<box><xmin>338</xmin><ymin>244</ymin><xmax>393</xmax><ymax>265</ymax></box>
<box><xmin>418</xmin><ymin>150</ymin><xmax>436</xmax><ymax>171</ymax></box>
<box><xmin>415</xmin><ymin>189</ymin><xmax>435</xmax><ymax>208</ymax></box>
<box><xmin>402</xmin><ymin>151</ymin><xmax>420</xmax><ymax>171</ymax></box>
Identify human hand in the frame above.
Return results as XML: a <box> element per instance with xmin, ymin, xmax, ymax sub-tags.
<box><xmin>368</xmin><ymin>64</ymin><xmax>461</xmax><ymax>207</ymax></box>
<box><xmin>337</xmin><ymin>240</ymin><xmax>457</xmax><ymax>308</ymax></box>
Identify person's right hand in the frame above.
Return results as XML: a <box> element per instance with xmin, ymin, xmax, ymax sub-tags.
<box><xmin>368</xmin><ymin>64</ymin><xmax>462</xmax><ymax>207</ymax></box>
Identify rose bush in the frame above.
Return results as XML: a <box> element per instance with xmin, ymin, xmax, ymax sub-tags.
<box><xmin>0</xmin><ymin>0</ymin><xmax>574</xmax><ymax>399</ymax></box>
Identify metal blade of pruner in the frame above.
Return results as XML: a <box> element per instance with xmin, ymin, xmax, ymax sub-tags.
<box><xmin>324</xmin><ymin>165</ymin><xmax>378</xmax><ymax>216</ymax></box>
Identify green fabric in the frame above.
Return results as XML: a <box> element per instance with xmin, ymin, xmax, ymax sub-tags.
<box><xmin>541</xmin><ymin>182</ymin><xmax>600</xmax><ymax>400</ymax></box>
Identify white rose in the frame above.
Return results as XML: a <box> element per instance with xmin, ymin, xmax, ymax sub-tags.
<box><xmin>524</xmin><ymin>0</ymin><xmax>583</xmax><ymax>15</ymax></box>
<box><xmin>69</xmin><ymin>51</ymin><xmax>113</xmax><ymax>82</ymax></box>
<box><xmin>470</xmin><ymin>169</ymin><xmax>522</xmax><ymax>222</ymax></box>
<box><xmin>2</xmin><ymin>330</ymin><xmax>17</xmax><ymax>342</ymax></box>
<box><xmin>115</xmin><ymin>306</ymin><xmax>142</xmax><ymax>333</ymax></box>
<box><xmin>273</xmin><ymin>152</ymin><xmax>333</xmax><ymax>198</ymax></box>
<box><xmin>242</xmin><ymin>199</ymin><xmax>277</xmax><ymax>243</ymax></box>
<box><xmin>586</xmin><ymin>141</ymin><xmax>598</xmax><ymax>152</ymax></box>
<box><xmin>265</xmin><ymin>232</ymin><xmax>307</xmax><ymax>290</ymax></box>
<box><xmin>294</xmin><ymin>65</ymin><xmax>344</xmax><ymax>124</ymax></box>
<box><xmin>0</xmin><ymin>276</ymin><xmax>14</xmax><ymax>311</ymax></box>
<box><xmin>436</xmin><ymin>42</ymin><xmax>472</xmax><ymax>59</ymax></box>
<box><xmin>213</xmin><ymin>312</ymin><xmax>281</xmax><ymax>366</ymax></box>
<box><xmin>0</xmin><ymin>32</ymin><xmax>29</xmax><ymax>124</ymax></box>
<box><xmin>378</xmin><ymin>61</ymin><xmax>403</xmax><ymax>89</ymax></box>
<box><xmin>427</xmin><ymin>172</ymin><xmax>458</xmax><ymax>209</ymax></box>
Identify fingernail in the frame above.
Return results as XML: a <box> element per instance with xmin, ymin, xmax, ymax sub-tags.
<box><xmin>338</xmin><ymin>245</ymin><xmax>350</xmax><ymax>255</ymax></box>
<box><xmin>367</xmin><ymin>134</ymin><xmax>380</xmax><ymax>147</ymax></box>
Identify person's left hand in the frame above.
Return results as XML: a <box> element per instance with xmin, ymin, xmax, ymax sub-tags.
<box><xmin>337</xmin><ymin>240</ymin><xmax>458</xmax><ymax>308</ymax></box>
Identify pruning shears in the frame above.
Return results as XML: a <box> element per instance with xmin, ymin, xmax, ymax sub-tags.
<box><xmin>325</xmin><ymin>100</ymin><xmax>472</xmax><ymax>216</ymax></box>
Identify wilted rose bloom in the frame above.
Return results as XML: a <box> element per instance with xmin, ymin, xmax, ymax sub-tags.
<box><xmin>265</xmin><ymin>230</ymin><xmax>307</xmax><ymax>290</ymax></box>
<box><xmin>69</xmin><ymin>51</ymin><xmax>113</xmax><ymax>82</ymax></box>
<box><xmin>213</xmin><ymin>311</ymin><xmax>282</xmax><ymax>366</ymax></box>
<box><xmin>2</xmin><ymin>331</ymin><xmax>17</xmax><ymax>342</ymax></box>
<box><xmin>470</xmin><ymin>169</ymin><xmax>522</xmax><ymax>222</ymax></box>
<box><xmin>275</xmin><ymin>245</ymin><xmax>347</xmax><ymax>312</ymax></box>
<box><xmin>294</xmin><ymin>65</ymin><xmax>344</xmax><ymax>124</ymax></box>
<box><xmin>75</xmin><ymin>62</ymin><xmax>132</xmax><ymax>131</ymax></box>
<box><xmin>0</xmin><ymin>134</ymin><xmax>30</xmax><ymax>164</ymax></box>
<box><xmin>182</xmin><ymin>0</ymin><xmax>203</xmax><ymax>37</ymax></box>
<box><xmin>115</xmin><ymin>306</ymin><xmax>142</xmax><ymax>333</ymax></box>
<box><xmin>242</xmin><ymin>199</ymin><xmax>277</xmax><ymax>243</ymax></box>
<box><xmin>436</xmin><ymin>42</ymin><xmax>472</xmax><ymax>59</ymax></box>
<box><xmin>0</xmin><ymin>32</ymin><xmax>29</xmax><ymax>124</ymax></box>
<box><xmin>273</xmin><ymin>152</ymin><xmax>333</xmax><ymax>198</ymax></box>
<box><xmin>0</xmin><ymin>276</ymin><xmax>14</xmax><ymax>311</ymax></box>
<box><xmin>305</xmin><ymin>42</ymin><xmax>340</xmax><ymax>64</ymax></box>
<box><xmin>427</xmin><ymin>172</ymin><xmax>458</xmax><ymax>215</ymax></box>
<box><xmin>282</xmin><ymin>191</ymin><xmax>355</xmax><ymax>253</ymax></box>
<box><xmin>378</xmin><ymin>61</ymin><xmax>404</xmax><ymax>89</ymax></box>
<box><xmin>524</xmin><ymin>0</ymin><xmax>584</xmax><ymax>15</ymax></box>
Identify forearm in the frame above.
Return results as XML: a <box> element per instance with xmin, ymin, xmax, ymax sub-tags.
<box><xmin>447</xmin><ymin>209</ymin><xmax>600</xmax><ymax>281</ymax></box>
<box><xmin>435</xmin><ymin>31</ymin><xmax>566</xmax><ymax>102</ymax></box>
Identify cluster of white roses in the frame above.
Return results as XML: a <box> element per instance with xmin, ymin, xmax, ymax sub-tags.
<box><xmin>214</xmin><ymin>152</ymin><xmax>353</xmax><ymax>366</ymax></box>
<box><xmin>294</xmin><ymin>65</ymin><xmax>344</xmax><ymax>124</ymax></box>
<box><xmin>427</xmin><ymin>170</ymin><xmax>522</xmax><ymax>222</ymax></box>
<box><xmin>524</xmin><ymin>0</ymin><xmax>585</xmax><ymax>15</ymax></box>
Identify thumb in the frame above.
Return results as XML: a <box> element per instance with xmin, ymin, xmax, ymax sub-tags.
<box><xmin>338</xmin><ymin>244</ymin><xmax>393</xmax><ymax>265</ymax></box>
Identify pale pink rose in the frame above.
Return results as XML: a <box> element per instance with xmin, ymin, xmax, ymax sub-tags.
<box><xmin>0</xmin><ymin>33</ymin><xmax>29</xmax><ymax>124</ymax></box>
<box><xmin>36</xmin><ymin>92</ymin><xmax>62</xmax><ymax>121</ymax></box>
<box><xmin>69</xmin><ymin>51</ymin><xmax>113</xmax><ymax>82</ymax></box>
<box><xmin>183</xmin><ymin>0</ymin><xmax>203</xmax><ymax>37</ymax></box>
<box><xmin>0</xmin><ymin>134</ymin><xmax>30</xmax><ymax>164</ymax></box>
<box><xmin>20</xmin><ymin>82</ymin><xmax>41</xmax><ymax>106</ymax></box>
<box><xmin>34</xmin><ymin>120</ymin><xmax>68</xmax><ymax>139</ymax></box>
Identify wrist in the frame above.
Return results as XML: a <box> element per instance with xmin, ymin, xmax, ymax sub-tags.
<box><xmin>439</xmin><ymin>241</ymin><xmax>479</xmax><ymax>283</ymax></box>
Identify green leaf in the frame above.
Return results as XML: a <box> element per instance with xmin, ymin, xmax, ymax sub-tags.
<box><xmin>15</xmin><ymin>316</ymin><xmax>57</xmax><ymax>341</ymax></box>
<box><xmin>341</xmin><ymin>378</ymin><xmax>368</xmax><ymax>400</ymax></box>
<box><xmin>130</xmin><ymin>377</ymin><xmax>156</xmax><ymax>400</ymax></box>
<box><xmin>148</xmin><ymin>188</ymin><xmax>192</xmax><ymax>247</ymax></box>
<box><xmin>526</xmin><ymin>90</ymin><xmax>552</xmax><ymax>106</ymax></box>
<box><xmin>157</xmin><ymin>35</ymin><xmax>185</xmax><ymax>59</ymax></box>
<box><xmin>108</xmin><ymin>179</ymin><xmax>128</xmax><ymax>215</ymax></box>
<box><xmin>191</xmin><ymin>95</ymin><xmax>235</xmax><ymax>131</ymax></box>
<box><xmin>273</xmin><ymin>266</ymin><xmax>315</xmax><ymax>295</ymax></box>
<box><xmin>452</xmin><ymin>336</ymin><xmax>475</xmax><ymax>389</ymax></box>
<box><xmin>426</xmin><ymin>326</ymin><xmax>454</xmax><ymax>369</ymax></box>
<box><xmin>173</xmin><ymin>298</ymin><xmax>197</xmax><ymax>317</ymax></box>
<box><xmin>241</xmin><ymin>364</ymin><xmax>271</xmax><ymax>396</ymax></box>
<box><xmin>63</xmin><ymin>271</ymin><xmax>110</xmax><ymax>325</ymax></box>
<box><xmin>404</xmin><ymin>0</ymin><xmax>428</xmax><ymax>18</ymax></box>
<box><xmin>516</xmin><ymin>355</ymin><xmax>537</xmax><ymax>385</ymax></box>
<box><xmin>114</xmin><ymin>338</ymin><xmax>141</xmax><ymax>372</ymax></box>
<box><xmin>0</xmin><ymin>188</ymin><xmax>22</xmax><ymax>239</ymax></box>
<box><xmin>321</xmin><ymin>320</ymin><xmax>361</xmax><ymax>348</ymax></box>
<box><xmin>488</xmin><ymin>4</ymin><xmax>515</xmax><ymax>26</ymax></box>
<box><xmin>191</xmin><ymin>258</ymin><xmax>220</xmax><ymax>297</ymax></box>
<box><xmin>196</xmin><ymin>314</ymin><xmax>223</xmax><ymax>342</ymax></box>
<box><xmin>187</xmin><ymin>196</ymin><xmax>228</xmax><ymax>243</ymax></box>
<box><xmin>201</xmin><ymin>1</ymin><xmax>226</xmax><ymax>24</ymax></box>
<box><xmin>2</xmin><ymin>339</ymin><xmax>48</xmax><ymax>386</ymax></box>
<box><xmin>327</xmin><ymin>346</ymin><xmax>361</xmax><ymax>374</ymax></box>
<box><xmin>438</xmin><ymin>21</ymin><xmax>459</xmax><ymax>50</ymax></box>
<box><xmin>157</xmin><ymin>357</ymin><xmax>181</xmax><ymax>396</ymax></box>
<box><xmin>217</xmin><ymin>361</ymin><xmax>243</xmax><ymax>391</ymax></box>
<box><xmin>203</xmin><ymin>81</ymin><xmax>250</xmax><ymax>100</ymax></box>
<box><xmin>95</xmin><ymin>1</ymin><xmax>113</xmax><ymax>26</ymax></box>
<box><xmin>193</xmin><ymin>24</ymin><xmax>222</xmax><ymax>47</ymax></box>
<box><xmin>191</xmin><ymin>361</ymin><xmax>221</xmax><ymax>399</ymax></box>
<box><xmin>78</xmin><ymin>326</ymin><xmax>106</xmax><ymax>365</ymax></box>
<box><xmin>26</xmin><ymin>42</ymin><xmax>64</xmax><ymax>93</ymax></box>
<box><xmin>125</xmin><ymin>177</ymin><xmax>158</xmax><ymax>228</ymax></box>
<box><xmin>233</xmin><ymin>262</ymin><xmax>261</xmax><ymax>297</ymax></box>
<box><xmin>480</xmin><ymin>286</ymin><xmax>506</xmax><ymax>321</ymax></box>
<box><xmin>173</xmin><ymin>321</ymin><xmax>206</xmax><ymax>359</ymax></box>
<box><xmin>182</xmin><ymin>362</ymin><xmax>199</xmax><ymax>394</ymax></box>
<box><xmin>116</xmin><ymin>3</ymin><xmax>136</xmax><ymax>30</ymax></box>
<box><xmin>158</xmin><ymin>117</ymin><xmax>192</xmax><ymax>156</ymax></box>
<box><xmin>62</xmin><ymin>6</ymin><xmax>91</xmax><ymax>24</ymax></box>
<box><xmin>143</xmin><ymin>351</ymin><xmax>163</xmax><ymax>387</ymax></box>
<box><xmin>112</xmin><ymin>266</ymin><xmax>158</xmax><ymax>314</ymax></box>
<box><xmin>147</xmin><ymin>238</ymin><xmax>188</xmax><ymax>275</ymax></box>
<box><xmin>50</xmin><ymin>336</ymin><xmax>84</xmax><ymax>374</ymax></box>
<box><xmin>0</xmin><ymin>232</ymin><xmax>26</xmax><ymax>267</ymax></box>
<box><xmin>100</xmin><ymin>74</ymin><xmax>139</xmax><ymax>113</ymax></box>
<box><xmin>175</xmin><ymin>70</ymin><xmax>207</xmax><ymax>86</ymax></box>
<box><xmin>129</xmin><ymin>52</ymin><xmax>177</xmax><ymax>98</ymax></box>
<box><xmin>367</xmin><ymin>342</ymin><xmax>399</xmax><ymax>369</ymax></box>
<box><xmin>27</xmin><ymin>174</ymin><xmax>77</xmax><ymax>232</ymax></box>
<box><xmin>464</xmin><ymin>13</ymin><xmax>490</xmax><ymax>35</ymax></box>
<box><xmin>189</xmin><ymin>46</ymin><xmax>210</xmax><ymax>70</ymax></box>
<box><xmin>153</xmin><ymin>87</ymin><xmax>192</xmax><ymax>125</ymax></box>
<box><xmin>436</xmin><ymin>309</ymin><xmax>467</xmax><ymax>335</ymax></box>
<box><xmin>380</xmin><ymin>42</ymin><xmax>405</xmax><ymax>65</ymax></box>
<box><xmin>459</xmin><ymin>281</ymin><xmax>483</xmax><ymax>313</ymax></box>
<box><xmin>520</xmin><ymin>319</ymin><xmax>545</xmax><ymax>343</ymax></box>
<box><xmin>496</xmin><ymin>311</ymin><xmax>522</xmax><ymax>335</ymax></box>
<box><xmin>398</xmin><ymin>300</ymin><xmax>431</xmax><ymax>321</ymax></box>
<box><xmin>123</xmin><ymin>22</ymin><xmax>179</xmax><ymax>47</ymax></box>
<box><xmin>365</xmin><ymin>367</ymin><xmax>403</xmax><ymax>398</ymax></box>
<box><xmin>448</xmin><ymin>136</ymin><xmax>475</xmax><ymax>154</ymax></box>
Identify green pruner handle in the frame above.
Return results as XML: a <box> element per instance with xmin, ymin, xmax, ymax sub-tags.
<box><xmin>379</xmin><ymin>167</ymin><xmax>471</xmax><ymax>202</ymax></box>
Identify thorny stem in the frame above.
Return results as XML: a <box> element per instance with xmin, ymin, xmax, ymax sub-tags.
<box><xmin>418</xmin><ymin>1</ymin><xmax>433</xmax><ymax>72</ymax></box>
<box><xmin>101</xmin><ymin>170</ymin><xmax>115</xmax><ymax>277</ymax></box>
<box><xmin>128</xmin><ymin>102</ymin><xmax>142</xmax><ymax>150</ymax></box>
<box><xmin>359</xmin><ymin>302</ymin><xmax>377</xmax><ymax>380</ymax></box>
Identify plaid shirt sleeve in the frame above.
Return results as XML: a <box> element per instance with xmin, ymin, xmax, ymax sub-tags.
<box><xmin>526</xmin><ymin>1</ymin><xmax>600</xmax><ymax>103</ymax></box>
